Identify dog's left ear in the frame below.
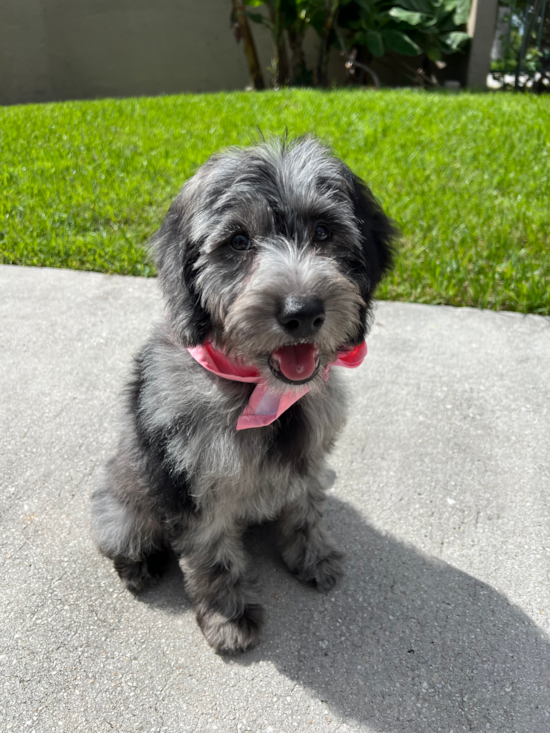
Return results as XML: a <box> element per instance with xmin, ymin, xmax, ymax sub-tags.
<box><xmin>347</xmin><ymin>170</ymin><xmax>397</xmax><ymax>296</ymax></box>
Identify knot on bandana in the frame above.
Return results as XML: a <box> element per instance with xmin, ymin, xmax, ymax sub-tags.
<box><xmin>187</xmin><ymin>341</ymin><xmax>367</xmax><ymax>430</ymax></box>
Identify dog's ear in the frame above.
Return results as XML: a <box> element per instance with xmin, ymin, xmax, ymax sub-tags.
<box><xmin>151</xmin><ymin>200</ymin><xmax>212</xmax><ymax>347</ymax></box>
<box><xmin>348</xmin><ymin>171</ymin><xmax>396</xmax><ymax>297</ymax></box>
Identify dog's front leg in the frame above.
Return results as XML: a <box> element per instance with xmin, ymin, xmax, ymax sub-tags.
<box><xmin>180</xmin><ymin>521</ymin><xmax>263</xmax><ymax>654</ymax></box>
<box><xmin>276</xmin><ymin>473</ymin><xmax>344</xmax><ymax>591</ymax></box>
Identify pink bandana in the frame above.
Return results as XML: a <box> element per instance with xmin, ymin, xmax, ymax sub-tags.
<box><xmin>187</xmin><ymin>341</ymin><xmax>367</xmax><ymax>430</ymax></box>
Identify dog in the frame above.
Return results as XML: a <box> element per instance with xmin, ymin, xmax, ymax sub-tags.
<box><xmin>91</xmin><ymin>137</ymin><xmax>395</xmax><ymax>654</ymax></box>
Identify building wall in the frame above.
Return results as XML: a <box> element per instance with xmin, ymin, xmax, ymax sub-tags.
<box><xmin>0</xmin><ymin>0</ymin><xmax>274</xmax><ymax>105</ymax></box>
<box><xmin>0</xmin><ymin>0</ymin><xmax>497</xmax><ymax>105</ymax></box>
<box><xmin>0</xmin><ymin>0</ymin><xmax>53</xmax><ymax>103</ymax></box>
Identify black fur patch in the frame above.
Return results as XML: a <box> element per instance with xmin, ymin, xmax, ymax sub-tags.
<box><xmin>329</xmin><ymin>170</ymin><xmax>397</xmax><ymax>345</ymax></box>
<box><xmin>181</xmin><ymin>241</ymin><xmax>212</xmax><ymax>345</ymax></box>
<box><xmin>332</xmin><ymin>244</ymin><xmax>373</xmax><ymax>346</ymax></box>
<box><xmin>128</xmin><ymin>354</ymin><xmax>199</xmax><ymax>519</ymax></box>
<box><xmin>153</xmin><ymin>206</ymin><xmax>212</xmax><ymax>346</ymax></box>
<box><xmin>266</xmin><ymin>401</ymin><xmax>311</xmax><ymax>476</ymax></box>
<box><xmin>113</xmin><ymin>545</ymin><xmax>172</xmax><ymax>591</ymax></box>
<box><xmin>349</xmin><ymin>172</ymin><xmax>396</xmax><ymax>293</ymax></box>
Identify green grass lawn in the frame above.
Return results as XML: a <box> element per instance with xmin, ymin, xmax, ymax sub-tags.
<box><xmin>1</xmin><ymin>90</ymin><xmax>549</xmax><ymax>314</ymax></box>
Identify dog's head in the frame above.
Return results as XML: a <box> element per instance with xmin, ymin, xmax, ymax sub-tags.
<box><xmin>152</xmin><ymin>137</ymin><xmax>396</xmax><ymax>390</ymax></box>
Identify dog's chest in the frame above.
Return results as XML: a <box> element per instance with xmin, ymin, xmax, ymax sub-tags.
<box><xmin>193</xmin><ymin>399</ymin><xmax>332</xmax><ymax>523</ymax></box>
<box><xmin>147</xmin><ymin>348</ymin><xmax>347</xmax><ymax>521</ymax></box>
<box><xmin>209</xmin><ymin>463</ymin><xmax>303</xmax><ymax>525</ymax></box>
<box><xmin>230</xmin><ymin>399</ymin><xmax>339</xmax><ymax>518</ymax></box>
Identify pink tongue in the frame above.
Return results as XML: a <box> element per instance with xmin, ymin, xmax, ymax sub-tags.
<box><xmin>272</xmin><ymin>344</ymin><xmax>319</xmax><ymax>381</ymax></box>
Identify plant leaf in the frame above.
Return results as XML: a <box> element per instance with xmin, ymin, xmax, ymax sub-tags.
<box><xmin>361</xmin><ymin>30</ymin><xmax>386</xmax><ymax>57</ymax></box>
<box><xmin>425</xmin><ymin>43</ymin><xmax>442</xmax><ymax>60</ymax></box>
<box><xmin>453</xmin><ymin>0</ymin><xmax>471</xmax><ymax>25</ymax></box>
<box><xmin>441</xmin><ymin>31</ymin><xmax>471</xmax><ymax>51</ymax></box>
<box><xmin>355</xmin><ymin>0</ymin><xmax>374</xmax><ymax>13</ymax></box>
<box><xmin>388</xmin><ymin>7</ymin><xmax>433</xmax><ymax>26</ymax></box>
<box><xmin>382</xmin><ymin>29</ymin><xmax>422</xmax><ymax>55</ymax></box>
<box><xmin>394</xmin><ymin>0</ymin><xmax>439</xmax><ymax>14</ymax></box>
<box><xmin>439</xmin><ymin>13</ymin><xmax>459</xmax><ymax>32</ymax></box>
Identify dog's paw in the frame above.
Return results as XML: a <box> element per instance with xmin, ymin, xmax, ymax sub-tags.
<box><xmin>197</xmin><ymin>604</ymin><xmax>264</xmax><ymax>655</ymax></box>
<box><xmin>289</xmin><ymin>547</ymin><xmax>345</xmax><ymax>592</ymax></box>
<box><xmin>113</xmin><ymin>547</ymin><xmax>171</xmax><ymax>592</ymax></box>
<box><xmin>307</xmin><ymin>549</ymin><xmax>345</xmax><ymax>591</ymax></box>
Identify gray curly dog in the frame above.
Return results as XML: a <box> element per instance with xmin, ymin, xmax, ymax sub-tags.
<box><xmin>91</xmin><ymin>137</ymin><xmax>395</xmax><ymax>654</ymax></box>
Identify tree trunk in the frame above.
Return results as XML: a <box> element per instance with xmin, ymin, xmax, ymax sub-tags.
<box><xmin>317</xmin><ymin>0</ymin><xmax>339</xmax><ymax>87</ymax></box>
<box><xmin>231</xmin><ymin>0</ymin><xmax>265</xmax><ymax>90</ymax></box>
<box><xmin>288</xmin><ymin>26</ymin><xmax>307</xmax><ymax>85</ymax></box>
<box><xmin>268</xmin><ymin>2</ymin><xmax>290</xmax><ymax>87</ymax></box>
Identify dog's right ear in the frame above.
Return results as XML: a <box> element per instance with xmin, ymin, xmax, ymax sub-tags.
<box><xmin>347</xmin><ymin>171</ymin><xmax>396</xmax><ymax>296</ymax></box>
<box><xmin>151</xmin><ymin>199</ymin><xmax>212</xmax><ymax>347</ymax></box>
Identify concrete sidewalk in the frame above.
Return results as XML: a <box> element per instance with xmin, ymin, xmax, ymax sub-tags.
<box><xmin>1</xmin><ymin>265</ymin><xmax>549</xmax><ymax>733</ymax></box>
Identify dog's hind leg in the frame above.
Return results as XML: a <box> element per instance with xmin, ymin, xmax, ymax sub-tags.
<box><xmin>276</xmin><ymin>472</ymin><xmax>344</xmax><ymax>591</ymax></box>
<box><xmin>177</xmin><ymin>519</ymin><xmax>264</xmax><ymax>654</ymax></box>
<box><xmin>91</xmin><ymin>456</ymin><xmax>169</xmax><ymax>591</ymax></box>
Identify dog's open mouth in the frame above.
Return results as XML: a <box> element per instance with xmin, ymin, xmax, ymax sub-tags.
<box><xmin>268</xmin><ymin>343</ymin><xmax>320</xmax><ymax>385</ymax></box>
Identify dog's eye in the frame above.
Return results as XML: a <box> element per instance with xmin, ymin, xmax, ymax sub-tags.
<box><xmin>313</xmin><ymin>225</ymin><xmax>331</xmax><ymax>242</ymax></box>
<box><xmin>230</xmin><ymin>233</ymin><xmax>252</xmax><ymax>251</ymax></box>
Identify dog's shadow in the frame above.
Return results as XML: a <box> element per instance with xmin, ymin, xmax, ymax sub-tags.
<box><xmin>136</xmin><ymin>497</ymin><xmax>549</xmax><ymax>732</ymax></box>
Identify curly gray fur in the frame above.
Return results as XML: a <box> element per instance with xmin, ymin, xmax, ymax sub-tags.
<box><xmin>91</xmin><ymin>137</ymin><xmax>395</xmax><ymax>654</ymax></box>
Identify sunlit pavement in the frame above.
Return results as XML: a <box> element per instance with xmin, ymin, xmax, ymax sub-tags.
<box><xmin>1</xmin><ymin>265</ymin><xmax>549</xmax><ymax>733</ymax></box>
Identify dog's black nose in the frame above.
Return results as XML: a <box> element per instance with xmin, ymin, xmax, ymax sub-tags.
<box><xmin>277</xmin><ymin>297</ymin><xmax>325</xmax><ymax>339</ymax></box>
